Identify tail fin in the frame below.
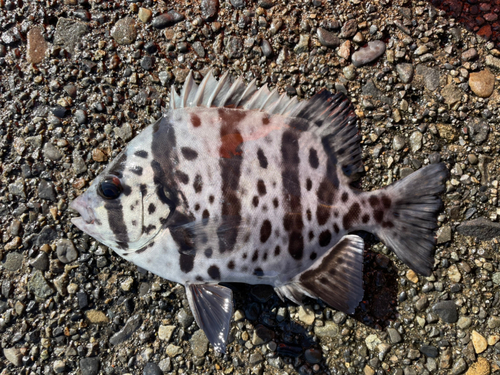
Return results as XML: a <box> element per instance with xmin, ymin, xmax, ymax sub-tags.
<box><xmin>374</xmin><ymin>163</ymin><xmax>448</xmax><ymax>276</ymax></box>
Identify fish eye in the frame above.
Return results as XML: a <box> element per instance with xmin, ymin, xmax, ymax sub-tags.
<box><xmin>98</xmin><ymin>176</ymin><xmax>123</xmax><ymax>200</ymax></box>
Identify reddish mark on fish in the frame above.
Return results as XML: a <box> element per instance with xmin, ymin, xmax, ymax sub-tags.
<box><xmin>219</xmin><ymin>125</ymin><xmax>285</xmax><ymax>158</ymax></box>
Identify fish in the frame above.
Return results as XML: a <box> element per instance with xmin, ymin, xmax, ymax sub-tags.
<box><xmin>70</xmin><ymin>70</ymin><xmax>448</xmax><ymax>353</ymax></box>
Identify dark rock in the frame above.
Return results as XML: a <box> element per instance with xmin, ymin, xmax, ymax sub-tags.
<box><xmin>201</xmin><ymin>0</ymin><xmax>219</xmax><ymax>20</ymax></box>
<box><xmin>420</xmin><ymin>344</ymin><xmax>438</xmax><ymax>358</ymax></box>
<box><xmin>56</xmin><ymin>239</ymin><xmax>78</xmax><ymax>263</ymax></box>
<box><xmin>340</xmin><ymin>19</ymin><xmax>358</xmax><ymax>38</ymax></box>
<box><xmin>457</xmin><ymin>217</ymin><xmax>500</xmax><ymax>240</ymax></box>
<box><xmin>30</xmin><ymin>252</ymin><xmax>49</xmax><ymax>271</ymax></box>
<box><xmin>432</xmin><ymin>301</ymin><xmax>458</xmax><ymax>323</ymax></box>
<box><xmin>75</xmin><ymin>109</ymin><xmax>88</xmax><ymax>124</ymax></box>
<box><xmin>2</xmin><ymin>252</ymin><xmax>24</xmax><ymax>271</ymax></box>
<box><xmin>227</xmin><ymin>36</ymin><xmax>243</xmax><ymax>58</ymax></box>
<box><xmin>80</xmin><ymin>357</ymin><xmax>100</xmax><ymax>375</ymax></box>
<box><xmin>152</xmin><ymin>11</ymin><xmax>185</xmax><ymax>29</ymax></box>
<box><xmin>73</xmin><ymin>9</ymin><xmax>91</xmax><ymax>22</ymax></box>
<box><xmin>77</xmin><ymin>292</ymin><xmax>89</xmax><ymax>309</ymax></box>
<box><xmin>38</xmin><ymin>180</ymin><xmax>57</xmax><ymax>201</ymax></box>
<box><xmin>261</xmin><ymin>39</ymin><xmax>273</xmax><ymax>57</ymax></box>
<box><xmin>143</xmin><ymin>362</ymin><xmax>163</xmax><ymax>375</ymax></box>
<box><xmin>35</xmin><ymin>226</ymin><xmax>58</xmax><ymax>246</ymax></box>
<box><xmin>258</xmin><ymin>0</ymin><xmax>274</xmax><ymax>9</ymax></box>
<box><xmin>351</xmin><ymin>41</ymin><xmax>386</xmax><ymax>67</ymax></box>
<box><xmin>141</xmin><ymin>56</ymin><xmax>154</xmax><ymax>70</ymax></box>
<box><xmin>192</xmin><ymin>41</ymin><xmax>205</xmax><ymax>57</ymax></box>
<box><xmin>317</xmin><ymin>27</ymin><xmax>340</xmax><ymax>48</ymax></box>
<box><xmin>304</xmin><ymin>348</ymin><xmax>322</xmax><ymax>364</ymax></box>
<box><xmin>54</xmin><ymin>18</ymin><xmax>89</xmax><ymax>52</ymax></box>
<box><xmin>52</xmin><ymin>106</ymin><xmax>69</xmax><ymax>118</ymax></box>
<box><xmin>230</xmin><ymin>0</ymin><xmax>246</xmax><ymax>8</ymax></box>
<box><xmin>144</xmin><ymin>42</ymin><xmax>157</xmax><ymax>54</ymax></box>
<box><xmin>467</xmin><ymin>118</ymin><xmax>489</xmax><ymax>144</ymax></box>
<box><xmin>415</xmin><ymin>64</ymin><xmax>441</xmax><ymax>91</ymax></box>
<box><xmin>110</xmin><ymin>314</ymin><xmax>142</xmax><ymax>345</ymax></box>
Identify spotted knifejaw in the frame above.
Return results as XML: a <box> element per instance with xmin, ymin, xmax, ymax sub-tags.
<box><xmin>71</xmin><ymin>70</ymin><xmax>448</xmax><ymax>353</ymax></box>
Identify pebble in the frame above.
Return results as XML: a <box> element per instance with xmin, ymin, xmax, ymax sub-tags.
<box><xmin>152</xmin><ymin>11</ymin><xmax>185</xmax><ymax>29</ymax></box>
<box><xmin>436</xmin><ymin>123</ymin><xmax>457</xmax><ymax>142</ymax></box>
<box><xmin>447</xmin><ymin>264</ymin><xmax>461</xmax><ymax>283</ymax></box>
<box><xmin>27</xmin><ymin>26</ymin><xmax>48</xmax><ymax>64</ymax></box>
<box><xmin>471</xmin><ymin>331</ymin><xmax>488</xmax><ymax>354</ymax></box>
<box><xmin>77</xmin><ymin>358</ymin><xmax>99</xmax><ymax>375</ymax></box>
<box><xmin>387</xmin><ymin>328</ymin><xmax>402</xmax><ymax>344</ymax></box>
<box><xmin>465</xmin><ymin>357</ymin><xmax>490</xmax><ymax>375</ymax></box>
<box><xmin>109</xmin><ymin>314</ymin><xmax>142</xmax><ymax>345</ymax></box>
<box><xmin>432</xmin><ymin>301</ymin><xmax>458</xmax><ymax>323</ymax></box>
<box><xmin>451</xmin><ymin>358</ymin><xmax>468</xmax><ymax>375</ymax></box>
<box><xmin>420</xmin><ymin>344</ymin><xmax>438</xmax><ymax>358</ymax></box>
<box><xmin>485</xmin><ymin>54</ymin><xmax>500</xmax><ymax>70</ymax></box>
<box><xmin>143</xmin><ymin>362</ymin><xmax>163</xmax><ymax>375</ymax></box>
<box><xmin>461</xmin><ymin>48</ymin><xmax>478</xmax><ymax>61</ymax></box>
<box><xmin>467</xmin><ymin>118</ymin><xmax>490</xmax><ymax>144</ymax></box>
<box><xmin>314</xmin><ymin>321</ymin><xmax>339</xmax><ymax>338</ymax></box>
<box><xmin>415</xmin><ymin>64</ymin><xmax>441</xmax><ymax>91</ymax></box>
<box><xmin>252</xmin><ymin>324</ymin><xmax>274</xmax><ymax>345</ymax></box>
<box><xmin>158</xmin><ymin>325</ymin><xmax>176</xmax><ymax>342</ymax></box>
<box><xmin>85</xmin><ymin>310</ymin><xmax>109</xmax><ymax>324</ymax></box>
<box><xmin>138</xmin><ymin>8</ymin><xmax>153</xmax><ymax>23</ymax></box>
<box><xmin>111</xmin><ymin>17</ymin><xmax>136</xmax><ymax>45</ymax></box>
<box><xmin>338</xmin><ymin>40</ymin><xmax>351</xmax><ymax>60</ymax></box>
<box><xmin>190</xmin><ymin>329</ymin><xmax>209</xmax><ymax>357</ymax></box>
<box><xmin>297</xmin><ymin>305</ymin><xmax>315</xmax><ymax>325</ymax></box>
<box><xmin>304</xmin><ymin>348</ymin><xmax>322</xmax><ymax>364</ymax></box>
<box><xmin>396</xmin><ymin>63</ymin><xmax>414</xmax><ymax>83</ymax></box>
<box><xmin>75</xmin><ymin>109</ymin><xmax>88</xmax><ymax>124</ymax></box>
<box><xmin>294</xmin><ymin>34</ymin><xmax>310</xmax><ymax>54</ymax></box>
<box><xmin>340</xmin><ymin>19</ymin><xmax>358</xmax><ymax>38</ymax></box>
<box><xmin>457</xmin><ymin>217</ymin><xmax>500</xmax><ymax>240</ymax></box>
<box><xmin>493</xmin><ymin>273</ymin><xmax>500</xmax><ymax>285</ymax></box>
<box><xmin>469</xmin><ymin>69</ymin><xmax>495</xmax><ymax>98</ymax></box>
<box><xmin>53</xmin><ymin>360</ymin><xmax>66</xmax><ymax>373</ymax></box>
<box><xmin>409</xmin><ymin>131</ymin><xmax>422</xmax><ymax>152</ymax></box>
<box><xmin>392</xmin><ymin>135</ymin><xmax>406</xmax><ymax>151</ymax></box>
<box><xmin>166</xmin><ymin>344</ymin><xmax>183</xmax><ymax>357</ymax></box>
<box><xmin>31</xmin><ymin>251</ymin><xmax>49</xmax><ymax>271</ymax></box>
<box><xmin>192</xmin><ymin>41</ymin><xmax>206</xmax><ymax>58</ymax></box>
<box><xmin>3</xmin><ymin>347</ymin><xmax>22</xmax><ymax>366</ymax></box>
<box><xmin>56</xmin><ymin>239</ymin><xmax>78</xmax><ymax>263</ymax></box>
<box><xmin>43</xmin><ymin>142</ymin><xmax>63</xmax><ymax>161</ymax></box>
<box><xmin>351</xmin><ymin>41</ymin><xmax>386</xmax><ymax>67</ymax></box>
<box><xmin>227</xmin><ymin>36</ymin><xmax>243</xmax><ymax>58</ymax></box>
<box><xmin>115</xmin><ymin>123</ymin><xmax>133</xmax><ymax>141</ymax></box>
<box><xmin>176</xmin><ymin>308</ymin><xmax>194</xmax><ymax>329</ymax></box>
<box><xmin>249</xmin><ymin>352</ymin><xmax>264</xmax><ymax>365</ymax></box>
<box><xmin>29</xmin><ymin>270</ymin><xmax>55</xmax><ymax>298</ymax></box>
<box><xmin>436</xmin><ymin>226</ymin><xmax>452</xmax><ymax>244</ymax></box>
<box><xmin>317</xmin><ymin>27</ymin><xmax>340</xmax><ymax>48</ymax></box>
<box><xmin>54</xmin><ymin>18</ymin><xmax>89</xmax><ymax>52</ymax></box>
<box><xmin>201</xmin><ymin>0</ymin><xmax>219</xmax><ymax>19</ymax></box>
<box><xmin>2</xmin><ymin>252</ymin><xmax>24</xmax><ymax>271</ymax></box>
<box><xmin>343</xmin><ymin>65</ymin><xmax>356</xmax><ymax>80</ymax></box>
<box><xmin>365</xmin><ymin>334</ymin><xmax>382</xmax><ymax>351</ymax></box>
<box><xmin>441</xmin><ymin>83</ymin><xmax>463</xmax><ymax>106</ymax></box>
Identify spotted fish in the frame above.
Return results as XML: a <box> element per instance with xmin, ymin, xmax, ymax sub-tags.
<box><xmin>71</xmin><ymin>70</ymin><xmax>448</xmax><ymax>353</ymax></box>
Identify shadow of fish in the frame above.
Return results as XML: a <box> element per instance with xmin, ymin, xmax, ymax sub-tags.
<box><xmin>71</xmin><ymin>70</ymin><xmax>448</xmax><ymax>353</ymax></box>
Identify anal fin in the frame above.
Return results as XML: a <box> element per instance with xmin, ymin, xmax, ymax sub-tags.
<box><xmin>276</xmin><ymin>235</ymin><xmax>364</xmax><ymax>314</ymax></box>
<box><xmin>185</xmin><ymin>284</ymin><xmax>233</xmax><ymax>354</ymax></box>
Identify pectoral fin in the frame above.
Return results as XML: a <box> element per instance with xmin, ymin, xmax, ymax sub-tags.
<box><xmin>185</xmin><ymin>284</ymin><xmax>234</xmax><ymax>354</ymax></box>
<box><xmin>276</xmin><ymin>235</ymin><xmax>365</xmax><ymax>314</ymax></box>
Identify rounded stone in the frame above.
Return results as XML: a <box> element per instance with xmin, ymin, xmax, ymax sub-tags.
<box><xmin>56</xmin><ymin>239</ymin><xmax>78</xmax><ymax>263</ymax></box>
<box><xmin>351</xmin><ymin>41</ymin><xmax>386</xmax><ymax>67</ymax></box>
<box><xmin>111</xmin><ymin>18</ymin><xmax>136</xmax><ymax>45</ymax></box>
<box><xmin>317</xmin><ymin>27</ymin><xmax>340</xmax><ymax>48</ymax></box>
<box><xmin>469</xmin><ymin>69</ymin><xmax>495</xmax><ymax>98</ymax></box>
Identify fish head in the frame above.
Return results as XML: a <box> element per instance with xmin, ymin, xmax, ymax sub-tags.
<box><xmin>71</xmin><ymin>148</ymin><xmax>171</xmax><ymax>252</ymax></box>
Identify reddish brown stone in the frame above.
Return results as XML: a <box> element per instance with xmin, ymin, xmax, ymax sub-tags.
<box><xmin>27</xmin><ymin>27</ymin><xmax>47</xmax><ymax>64</ymax></box>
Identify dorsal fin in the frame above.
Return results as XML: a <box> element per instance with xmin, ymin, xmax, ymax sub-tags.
<box><xmin>168</xmin><ymin>71</ymin><xmax>363</xmax><ymax>182</ymax></box>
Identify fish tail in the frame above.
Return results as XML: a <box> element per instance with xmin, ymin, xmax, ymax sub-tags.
<box><xmin>370</xmin><ymin>163</ymin><xmax>448</xmax><ymax>276</ymax></box>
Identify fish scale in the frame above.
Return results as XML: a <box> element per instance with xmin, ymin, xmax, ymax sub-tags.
<box><xmin>71</xmin><ymin>70</ymin><xmax>448</xmax><ymax>354</ymax></box>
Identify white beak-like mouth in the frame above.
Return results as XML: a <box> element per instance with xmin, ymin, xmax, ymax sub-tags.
<box><xmin>70</xmin><ymin>196</ymin><xmax>95</xmax><ymax>226</ymax></box>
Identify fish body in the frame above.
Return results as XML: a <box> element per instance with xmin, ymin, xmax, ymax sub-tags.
<box><xmin>71</xmin><ymin>71</ymin><xmax>447</xmax><ymax>353</ymax></box>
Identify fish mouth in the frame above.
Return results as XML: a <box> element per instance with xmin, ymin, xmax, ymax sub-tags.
<box><xmin>70</xmin><ymin>196</ymin><xmax>96</xmax><ymax>227</ymax></box>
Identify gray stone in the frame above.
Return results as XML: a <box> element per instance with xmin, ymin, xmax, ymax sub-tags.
<box><xmin>115</xmin><ymin>123</ymin><xmax>133</xmax><ymax>141</ymax></box>
<box><xmin>252</xmin><ymin>324</ymin><xmax>274</xmax><ymax>345</ymax></box>
<box><xmin>451</xmin><ymin>357</ymin><xmax>467</xmax><ymax>374</ymax></box>
<box><xmin>176</xmin><ymin>308</ymin><xmax>194</xmax><ymax>329</ymax></box>
<box><xmin>74</xmin><ymin>109</ymin><xmax>87</xmax><ymax>124</ymax></box>
<box><xmin>43</xmin><ymin>142</ymin><xmax>63</xmax><ymax>161</ymax></box>
<box><xmin>110</xmin><ymin>314</ymin><xmax>142</xmax><ymax>345</ymax></box>
<box><xmin>56</xmin><ymin>239</ymin><xmax>78</xmax><ymax>263</ymax></box>
<box><xmin>226</xmin><ymin>36</ymin><xmax>243</xmax><ymax>58</ymax></box>
<box><xmin>492</xmin><ymin>272</ymin><xmax>500</xmax><ymax>285</ymax></box>
<box><xmin>294</xmin><ymin>34</ymin><xmax>310</xmax><ymax>54</ymax></box>
<box><xmin>314</xmin><ymin>321</ymin><xmax>339</xmax><ymax>338</ymax></box>
<box><xmin>2</xmin><ymin>252</ymin><xmax>23</xmax><ymax>271</ymax></box>
<box><xmin>35</xmin><ymin>226</ymin><xmax>58</xmax><ymax>246</ymax></box>
<box><xmin>304</xmin><ymin>348</ymin><xmax>322</xmax><ymax>364</ymax></box>
<box><xmin>467</xmin><ymin>118</ymin><xmax>489</xmax><ymax>144</ymax></box>
<box><xmin>73</xmin><ymin>152</ymin><xmax>87</xmax><ymax>175</ymax></box>
<box><xmin>192</xmin><ymin>41</ymin><xmax>205</xmax><ymax>58</ymax></box>
<box><xmin>441</xmin><ymin>83</ymin><xmax>463</xmax><ymax>106</ymax></box>
<box><xmin>152</xmin><ymin>11</ymin><xmax>184</xmax><ymax>29</ymax></box>
<box><xmin>261</xmin><ymin>39</ymin><xmax>273</xmax><ymax>57</ymax></box>
<box><xmin>249</xmin><ymin>352</ymin><xmax>264</xmax><ymax>365</ymax></box>
<box><xmin>28</xmin><ymin>270</ymin><xmax>55</xmax><ymax>298</ymax></box>
<box><xmin>457</xmin><ymin>217</ymin><xmax>500</xmax><ymax>240</ymax></box>
<box><xmin>461</xmin><ymin>48</ymin><xmax>478</xmax><ymax>61</ymax></box>
<box><xmin>9</xmin><ymin>179</ymin><xmax>26</xmax><ymax>199</ymax></box>
<box><xmin>387</xmin><ymin>328</ymin><xmax>402</xmax><ymax>344</ymax></box>
<box><xmin>54</xmin><ymin>18</ymin><xmax>89</xmax><ymax>52</ymax></box>
<box><xmin>4</xmin><ymin>347</ymin><xmax>22</xmax><ymax>366</ymax></box>
<box><xmin>485</xmin><ymin>55</ymin><xmax>500</xmax><ymax>70</ymax></box>
<box><xmin>80</xmin><ymin>357</ymin><xmax>100</xmax><ymax>375</ymax></box>
<box><xmin>340</xmin><ymin>19</ymin><xmax>358</xmax><ymax>38</ymax></box>
<box><xmin>230</xmin><ymin>0</ymin><xmax>246</xmax><ymax>8</ymax></box>
<box><xmin>30</xmin><ymin>252</ymin><xmax>49</xmax><ymax>271</ymax></box>
<box><xmin>111</xmin><ymin>17</ymin><xmax>136</xmax><ymax>45</ymax></box>
<box><xmin>53</xmin><ymin>360</ymin><xmax>66</xmax><ymax>373</ymax></box>
<box><xmin>420</xmin><ymin>344</ymin><xmax>438</xmax><ymax>358</ymax></box>
<box><xmin>190</xmin><ymin>329</ymin><xmax>209</xmax><ymax>357</ymax></box>
<box><xmin>200</xmin><ymin>0</ymin><xmax>219</xmax><ymax>19</ymax></box>
<box><xmin>38</xmin><ymin>180</ymin><xmax>57</xmax><ymax>201</ymax></box>
<box><xmin>317</xmin><ymin>27</ymin><xmax>340</xmax><ymax>48</ymax></box>
<box><xmin>409</xmin><ymin>131</ymin><xmax>422</xmax><ymax>152</ymax></box>
<box><xmin>396</xmin><ymin>63</ymin><xmax>414</xmax><ymax>83</ymax></box>
<box><xmin>432</xmin><ymin>301</ymin><xmax>458</xmax><ymax>323</ymax></box>
<box><xmin>143</xmin><ymin>362</ymin><xmax>163</xmax><ymax>375</ymax></box>
<box><xmin>393</xmin><ymin>135</ymin><xmax>406</xmax><ymax>151</ymax></box>
<box><xmin>415</xmin><ymin>65</ymin><xmax>441</xmax><ymax>91</ymax></box>
<box><xmin>436</xmin><ymin>226</ymin><xmax>452</xmax><ymax>244</ymax></box>
<box><xmin>351</xmin><ymin>41</ymin><xmax>386</xmax><ymax>67</ymax></box>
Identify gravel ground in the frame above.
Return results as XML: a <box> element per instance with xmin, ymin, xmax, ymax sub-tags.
<box><xmin>1</xmin><ymin>0</ymin><xmax>500</xmax><ymax>374</ymax></box>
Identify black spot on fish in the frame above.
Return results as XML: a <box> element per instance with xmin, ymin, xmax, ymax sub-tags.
<box><xmin>204</xmin><ymin>248</ymin><xmax>213</xmax><ymax>258</ymax></box>
<box><xmin>254</xmin><ymin>267</ymin><xmax>264</xmax><ymax>276</ymax></box>
<box><xmin>343</xmin><ymin>202</ymin><xmax>361</xmax><ymax>230</ymax></box>
<box><xmin>257</xmin><ymin>148</ymin><xmax>268</xmax><ymax>169</ymax></box>
<box><xmin>252</xmin><ymin>196</ymin><xmax>259</xmax><ymax>207</ymax></box>
<box><xmin>308</xmin><ymin>231</ymin><xmax>314</xmax><ymax>241</ymax></box>
<box><xmin>202</xmin><ymin>209</ymin><xmax>210</xmax><ymax>221</ymax></box>
<box><xmin>208</xmin><ymin>265</ymin><xmax>221</xmax><ymax>280</ymax></box>
<box><xmin>374</xmin><ymin>210</ymin><xmax>384</xmax><ymax>223</ymax></box>
<box><xmin>274</xmin><ymin>246</ymin><xmax>281</xmax><ymax>256</ymax></box>
<box><xmin>191</xmin><ymin>113</ymin><xmax>201</xmax><ymax>127</ymax></box>
<box><xmin>209</xmin><ymin>195</ymin><xmax>215</xmax><ymax>204</ymax></box>
<box><xmin>288</xmin><ymin>232</ymin><xmax>304</xmax><ymax>260</ymax></box>
<box><xmin>382</xmin><ymin>221</ymin><xmax>394</xmax><ymax>228</ymax></box>
<box><xmin>104</xmin><ymin>201</ymin><xmax>129</xmax><ymax>249</ymax></box>
<box><xmin>148</xmin><ymin>203</ymin><xmax>156</xmax><ymax>214</ymax></box>
<box><xmin>132</xmin><ymin>220</ymin><xmax>137</xmax><ymax>226</ymax></box>
<box><xmin>310</xmin><ymin>252</ymin><xmax>317</xmax><ymax>260</ymax></box>
<box><xmin>242</xmin><ymin>253</ymin><xmax>248</xmax><ymax>259</ymax></box>
<box><xmin>194</xmin><ymin>203</ymin><xmax>200</xmax><ymax>211</ymax></box>
<box><xmin>260</xmin><ymin>220</ymin><xmax>272</xmax><ymax>243</ymax></box>
<box><xmin>135</xmin><ymin>247</ymin><xmax>147</xmax><ymax>254</ymax></box>
<box><xmin>131</xmin><ymin>166</ymin><xmax>143</xmax><ymax>176</ymax></box>
<box><xmin>319</xmin><ymin>230</ymin><xmax>332</xmax><ymax>247</ymax></box>
<box><xmin>341</xmin><ymin>192</ymin><xmax>349</xmax><ymax>202</ymax></box>
<box><xmin>107</xmin><ymin>152</ymin><xmax>127</xmax><ymax>179</ymax></box>
<box><xmin>181</xmin><ymin>147</ymin><xmax>198</xmax><ymax>160</ymax></box>
<box><xmin>381</xmin><ymin>195</ymin><xmax>392</xmax><ymax>209</ymax></box>
<box><xmin>306</xmin><ymin>178</ymin><xmax>312</xmax><ymax>191</ymax></box>
<box><xmin>362</xmin><ymin>214</ymin><xmax>369</xmax><ymax>223</ymax></box>
<box><xmin>142</xmin><ymin>224</ymin><xmax>156</xmax><ymax>234</ymax></box>
<box><xmin>195</xmin><ymin>276</ymin><xmax>204</xmax><ymax>282</ymax></box>
<box><xmin>175</xmin><ymin>170</ymin><xmax>189</xmax><ymax>184</ymax></box>
<box><xmin>193</xmin><ymin>174</ymin><xmax>203</xmax><ymax>193</ymax></box>
<box><xmin>262</xmin><ymin>205</ymin><xmax>268</xmax><ymax>212</ymax></box>
<box><xmin>135</xmin><ymin>150</ymin><xmax>148</xmax><ymax>158</ymax></box>
<box><xmin>257</xmin><ymin>180</ymin><xmax>267</xmax><ymax>196</ymax></box>
<box><xmin>369</xmin><ymin>196</ymin><xmax>379</xmax><ymax>208</ymax></box>
<box><xmin>273</xmin><ymin>198</ymin><xmax>279</xmax><ymax>208</ymax></box>
<box><xmin>121</xmin><ymin>184</ymin><xmax>132</xmax><ymax>196</ymax></box>
<box><xmin>262</xmin><ymin>115</ymin><xmax>270</xmax><ymax>125</ymax></box>
<box><xmin>252</xmin><ymin>250</ymin><xmax>259</xmax><ymax>262</ymax></box>
<box><xmin>180</xmin><ymin>253</ymin><xmax>194</xmax><ymax>273</ymax></box>
<box><xmin>309</xmin><ymin>148</ymin><xmax>319</xmax><ymax>169</ymax></box>
<box><xmin>263</xmin><ymin>252</ymin><xmax>268</xmax><ymax>261</ymax></box>
<box><xmin>306</xmin><ymin>209</ymin><xmax>312</xmax><ymax>221</ymax></box>
<box><xmin>227</xmin><ymin>260</ymin><xmax>235</xmax><ymax>270</ymax></box>
<box><xmin>333</xmin><ymin>223</ymin><xmax>339</xmax><ymax>233</ymax></box>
